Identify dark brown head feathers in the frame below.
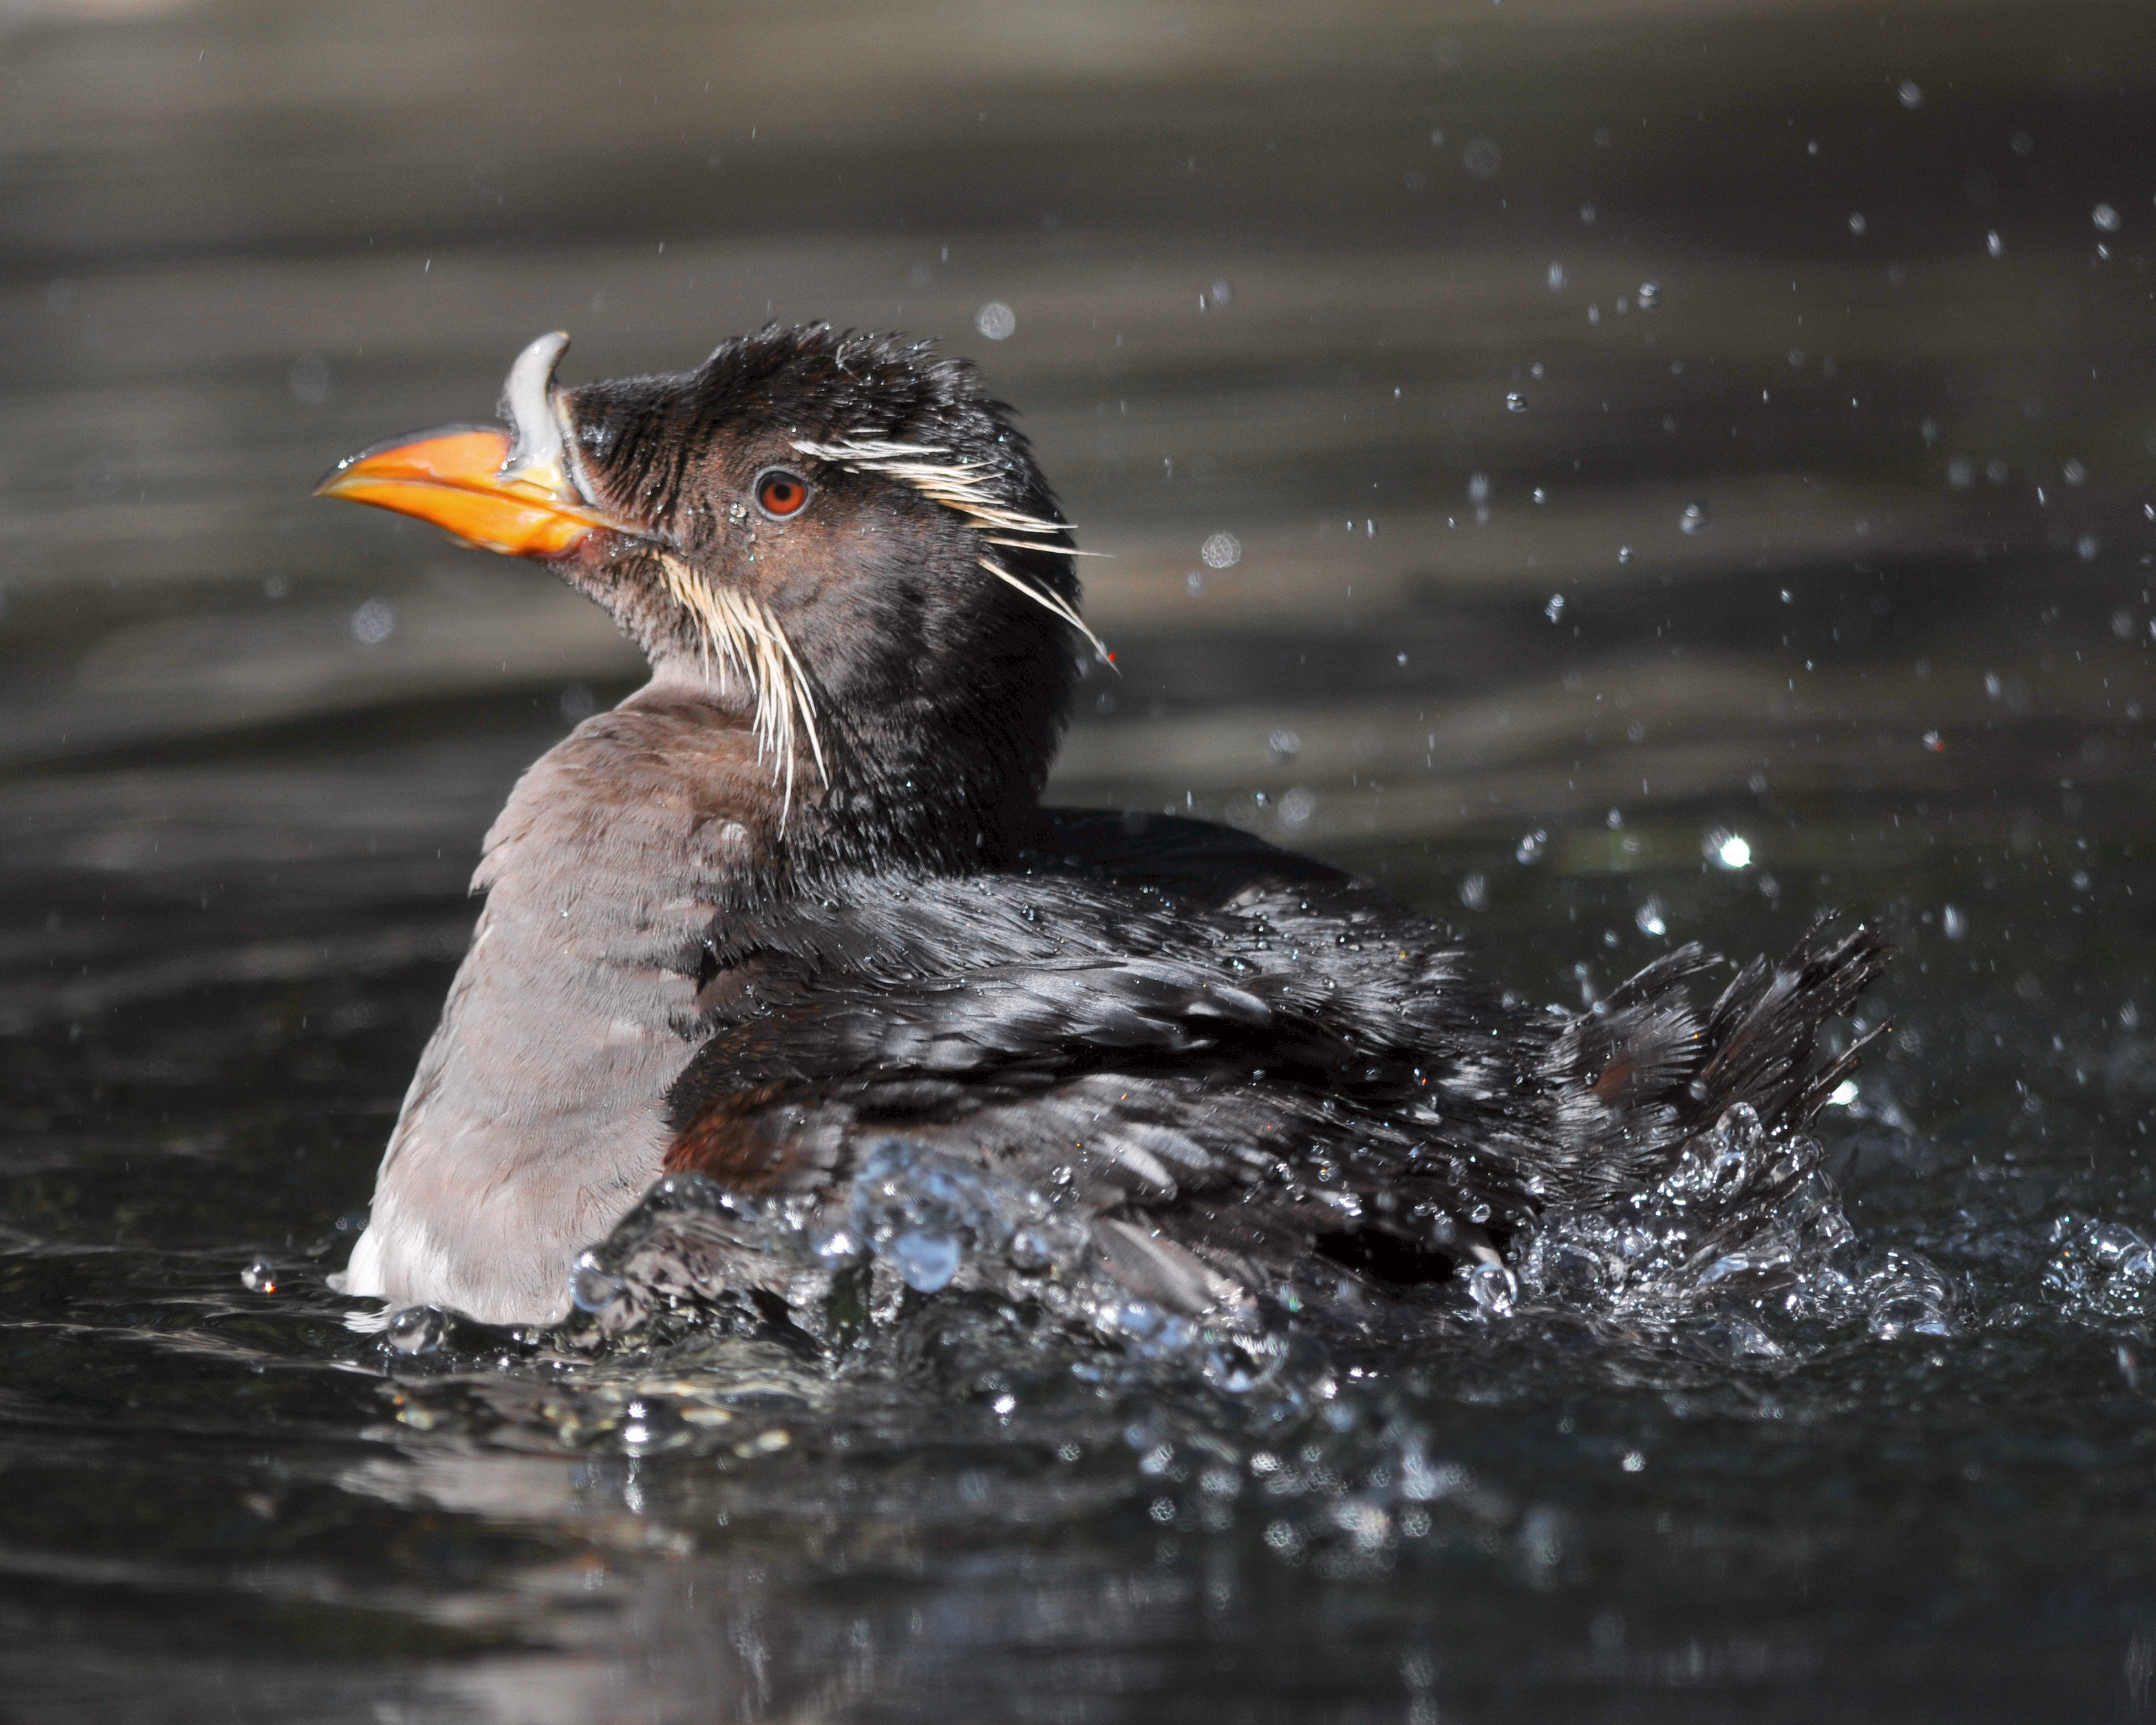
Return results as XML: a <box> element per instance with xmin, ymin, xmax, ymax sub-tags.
<box><xmin>547</xmin><ymin>325</ymin><xmax>1091</xmax><ymax>887</ymax></box>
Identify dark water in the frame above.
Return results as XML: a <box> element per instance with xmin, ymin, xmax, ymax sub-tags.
<box><xmin>5</xmin><ymin>0</ymin><xmax>2156</xmax><ymax>1717</ymax></box>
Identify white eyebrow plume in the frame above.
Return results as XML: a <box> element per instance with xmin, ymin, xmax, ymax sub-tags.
<box><xmin>791</xmin><ymin>436</ymin><xmax>1112</xmax><ymax>665</ymax></box>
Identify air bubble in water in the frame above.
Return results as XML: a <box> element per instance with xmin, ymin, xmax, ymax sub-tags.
<box><xmin>240</xmin><ymin>1259</ymin><xmax>277</xmax><ymax>1294</ymax></box>
<box><xmin>1617</xmin><ymin>546</ymin><xmax>1634</xmax><ymax>564</ymax></box>
<box><xmin>974</xmin><ymin>302</ymin><xmax>1017</xmax><ymax>341</ymax></box>
<box><xmin>1200</xmin><ymin>531</ymin><xmax>1242</xmax><ymax>568</ymax></box>
<box><xmin>1680</xmin><ymin>501</ymin><xmax>1710</xmax><ymax>534</ymax></box>
<box><xmin>1506</xmin><ymin>391</ymin><xmax>1526</xmax><ymax>412</ymax></box>
<box><xmin>387</xmin><ymin>1305</ymin><xmax>448</xmax><ymax>1355</ymax></box>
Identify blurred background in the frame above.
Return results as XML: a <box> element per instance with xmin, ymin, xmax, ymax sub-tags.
<box><xmin>5</xmin><ymin>0</ymin><xmax>2149</xmax><ymax>915</ymax></box>
<box><xmin>3</xmin><ymin>1</ymin><xmax>2155</xmax><ymax>1720</ymax></box>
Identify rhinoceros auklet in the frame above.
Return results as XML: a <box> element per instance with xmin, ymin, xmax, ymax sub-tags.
<box><xmin>316</xmin><ymin>326</ymin><xmax>1885</xmax><ymax>1329</ymax></box>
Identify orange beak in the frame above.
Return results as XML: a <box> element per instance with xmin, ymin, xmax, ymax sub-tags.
<box><xmin>314</xmin><ymin>424</ymin><xmax>621</xmax><ymax>559</ymax></box>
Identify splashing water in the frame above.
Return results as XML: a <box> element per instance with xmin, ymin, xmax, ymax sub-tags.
<box><xmin>1512</xmin><ymin>1104</ymin><xmax>1857</xmax><ymax>1319</ymax></box>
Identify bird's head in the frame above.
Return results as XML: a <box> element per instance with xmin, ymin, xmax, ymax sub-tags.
<box><xmin>319</xmin><ymin>325</ymin><xmax>1096</xmax><ymax>874</ymax></box>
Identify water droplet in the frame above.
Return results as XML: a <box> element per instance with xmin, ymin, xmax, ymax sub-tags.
<box><xmin>1506</xmin><ymin>391</ymin><xmax>1526</xmax><ymax>412</ymax></box>
<box><xmin>240</xmin><ymin>1259</ymin><xmax>277</xmax><ymax>1294</ymax></box>
<box><xmin>1266</xmin><ymin>727</ymin><xmax>1301</xmax><ymax>760</ymax></box>
<box><xmin>1466</xmin><ymin>471</ymin><xmax>1491</xmax><ymax>504</ymax></box>
<box><xmin>349</xmin><ymin>598</ymin><xmax>397</xmax><ymax>647</ymax></box>
<box><xmin>1544</xmin><ymin>592</ymin><xmax>1565</xmax><ymax>622</ymax></box>
<box><xmin>1200</xmin><ymin>531</ymin><xmax>1241</xmax><ymax>568</ymax></box>
<box><xmin>1466</xmin><ymin>1263</ymin><xmax>1515</xmax><ymax>1314</ymax></box>
<box><xmin>1941</xmin><ymin>904</ymin><xmax>1968</xmax><ymax>940</ymax></box>
<box><xmin>1848</xmin><ymin>212</ymin><xmax>1867</xmax><ymax>236</ymax></box>
<box><xmin>570</xmin><ymin>1252</ymin><xmax>626</xmax><ymax>1313</ymax></box>
<box><xmin>288</xmin><ymin>352</ymin><xmax>332</xmax><ymax>407</ymax></box>
<box><xmin>387</xmin><ymin>1305</ymin><xmax>448</xmax><ymax>1355</ymax></box>
<box><xmin>1546</xmin><ymin>261</ymin><xmax>1566</xmax><ymax>292</ymax></box>
<box><xmin>2094</xmin><ymin>203</ymin><xmax>2121</xmax><ymax>233</ymax></box>
<box><xmin>1923</xmin><ymin>729</ymin><xmax>1944</xmax><ymax>751</ymax></box>
<box><xmin>1210</xmin><ymin>278</ymin><xmax>1233</xmax><ymax>305</ymax></box>
<box><xmin>1706</xmin><ymin>830</ymin><xmax>1752</xmax><ymax>870</ymax></box>
<box><xmin>1617</xmin><ymin>546</ymin><xmax>1634</xmax><ymax>564</ymax></box>
<box><xmin>1986</xmin><ymin>230</ymin><xmax>2004</xmax><ymax>259</ymax></box>
<box><xmin>1277</xmin><ymin>787</ymin><xmax>1316</xmax><ymax>830</ymax></box>
<box><xmin>1897</xmin><ymin>79</ymin><xmax>1923</xmax><ymax>109</ymax></box>
<box><xmin>890</xmin><ymin>1228</ymin><xmax>961</xmax><ymax>1292</ymax></box>
<box><xmin>1948</xmin><ymin>457</ymin><xmax>1973</xmax><ymax>489</ymax></box>
<box><xmin>1009</xmin><ymin>1228</ymin><xmax>1053</xmax><ymax>1274</ymax></box>
<box><xmin>1634</xmin><ymin>897</ymin><xmax>1667</xmax><ymax>938</ymax></box>
<box><xmin>1461</xmin><ymin>136</ymin><xmax>1501</xmax><ymax>179</ymax></box>
<box><xmin>1635</xmin><ymin>281</ymin><xmax>1660</xmax><ymax>310</ymax></box>
<box><xmin>974</xmin><ymin>301</ymin><xmax>1017</xmax><ymax>341</ymax></box>
<box><xmin>2078</xmin><ymin>533</ymin><xmax>2101</xmax><ymax>562</ymax></box>
<box><xmin>1679</xmin><ymin>500</ymin><xmax>1710</xmax><ymax>535</ymax></box>
<box><xmin>1515</xmin><ymin>830</ymin><xmax>1548</xmax><ymax>864</ymax></box>
<box><xmin>1532</xmin><ymin>487</ymin><xmax>1547</xmax><ymax>504</ymax></box>
<box><xmin>1458</xmin><ymin>873</ymin><xmax>1489</xmax><ymax>912</ymax></box>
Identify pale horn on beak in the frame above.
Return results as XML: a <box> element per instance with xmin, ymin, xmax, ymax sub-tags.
<box><xmin>314</xmin><ymin>332</ymin><xmax>627</xmax><ymax>558</ymax></box>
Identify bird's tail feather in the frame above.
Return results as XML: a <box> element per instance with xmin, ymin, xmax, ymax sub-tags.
<box><xmin>1539</xmin><ymin>916</ymin><xmax>1890</xmax><ymax>1208</ymax></box>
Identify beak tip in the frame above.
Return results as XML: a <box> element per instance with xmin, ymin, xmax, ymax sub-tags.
<box><xmin>310</xmin><ymin>422</ymin><xmax>606</xmax><ymax>559</ymax></box>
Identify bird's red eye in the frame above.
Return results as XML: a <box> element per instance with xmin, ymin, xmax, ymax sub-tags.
<box><xmin>754</xmin><ymin>469</ymin><xmax>809</xmax><ymax>519</ymax></box>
